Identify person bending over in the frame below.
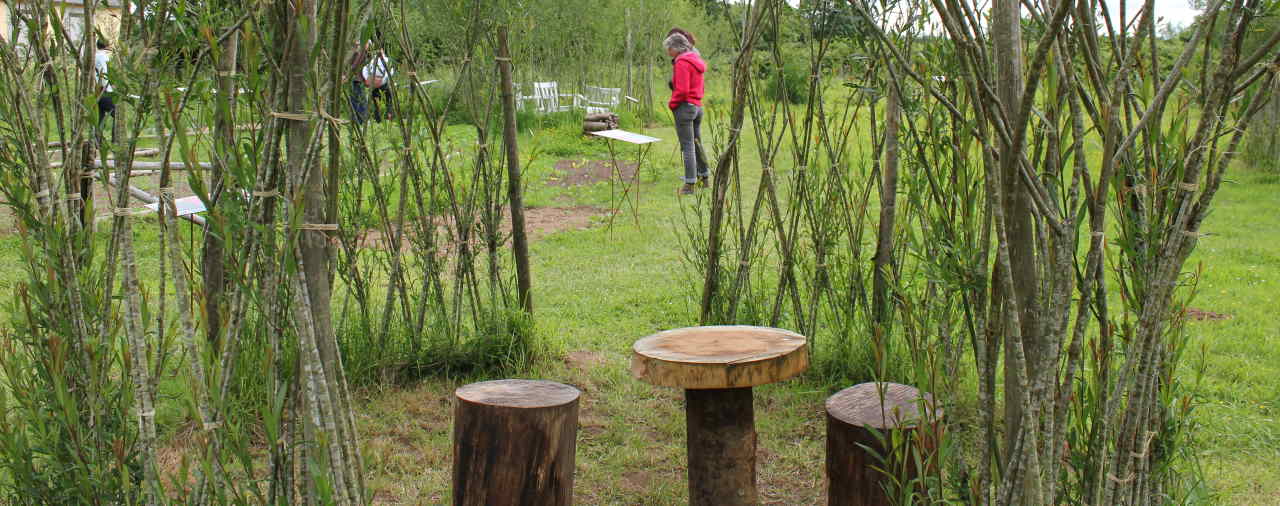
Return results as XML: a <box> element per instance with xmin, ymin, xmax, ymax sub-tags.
<box><xmin>363</xmin><ymin>49</ymin><xmax>395</xmax><ymax>122</ymax></box>
<box><xmin>348</xmin><ymin>40</ymin><xmax>371</xmax><ymax>124</ymax></box>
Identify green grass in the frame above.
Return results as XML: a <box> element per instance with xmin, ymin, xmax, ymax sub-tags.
<box><xmin>351</xmin><ymin>116</ymin><xmax>833</xmax><ymax>504</ymax></box>
<box><xmin>343</xmin><ymin>108</ymin><xmax>1280</xmax><ymax>503</ymax></box>
<box><xmin>2</xmin><ymin>87</ymin><xmax>1275</xmax><ymax>503</ymax></box>
<box><xmin>1180</xmin><ymin>169</ymin><xmax>1280</xmax><ymax>504</ymax></box>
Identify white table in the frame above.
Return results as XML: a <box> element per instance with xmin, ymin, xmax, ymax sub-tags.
<box><xmin>143</xmin><ymin>195</ymin><xmax>207</xmax><ymax>217</ymax></box>
<box><xmin>588</xmin><ymin>129</ymin><xmax>661</xmax><ymax>231</ymax></box>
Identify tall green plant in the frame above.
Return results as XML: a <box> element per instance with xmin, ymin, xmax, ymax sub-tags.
<box><xmin>0</xmin><ymin>0</ymin><xmax>179</xmax><ymax>501</ymax></box>
<box><xmin>844</xmin><ymin>0</ymin><xmax>1280</xmax><ymax>501</ymax></box>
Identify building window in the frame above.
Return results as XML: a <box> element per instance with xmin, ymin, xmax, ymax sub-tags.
<box><xmin>63</xmin><ymin>9</ymin><xmax>87</xmax><ymax>47</ymax></box>
<box><xmin>9</xmin><ymin>3</ymin><xmax>37</xmax><ymax>52</ymax></box>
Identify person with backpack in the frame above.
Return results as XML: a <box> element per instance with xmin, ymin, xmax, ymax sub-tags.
<box><xmin>665</xmin><ymin>31</ymin><xmax>708</xmax><ymax>195</ymax></box>
<box><xmin>363</xmin><ymin>48</ymin><xmax>395</xmax><ymax>122</ymax></box>
<box><xmin>348</xmin><ymin>40</ymin><xmax>371</xmax><ymax>124</ymax></box>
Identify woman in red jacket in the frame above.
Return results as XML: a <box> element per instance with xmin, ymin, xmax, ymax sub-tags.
<box><xmin>665</xmin><ymin>31</ymin><xmax>708</xmax><ymax>195</ymax></box>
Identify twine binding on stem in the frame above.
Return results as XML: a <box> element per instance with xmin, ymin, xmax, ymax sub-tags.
<box><xmin>271</xmin><ymin>111</ymin><xmax>313</xmax><ymax>121</ymax></box>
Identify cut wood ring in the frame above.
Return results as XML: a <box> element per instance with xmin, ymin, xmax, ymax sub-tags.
<box><xmin>631</xmin><ymin>325</ymin><xmax>808</xmax><ymax>389</ymax></box>
<box><xmin>631</xmin><ymin>325</ymin><xmax>808</xmax><ymax>506</ymax></box>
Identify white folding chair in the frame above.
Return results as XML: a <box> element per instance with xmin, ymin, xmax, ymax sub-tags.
<box><xmin>578</xmin><ymin>85</ymin><xmax>622</xmax><ymax>114</ymax></box>
<box><xmin>532</xmin><ymin>81</ymin><xmax>572</xmax><ymax>114</ymax></box>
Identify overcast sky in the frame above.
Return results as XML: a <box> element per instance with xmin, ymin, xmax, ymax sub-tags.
<box><xmin>775</xmin><ymin>0</ymin><xmax>1204</xmax><ymax>32</ymax></box>
<box><xmin>1128</xmin><ymin>0</ymin><xmax>1201</xmax><ymax>28</ymax></box>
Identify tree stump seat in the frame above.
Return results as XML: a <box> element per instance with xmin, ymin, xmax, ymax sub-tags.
<box><xmin>452</xmin><ymin>379</ymin><xmax>581</xmax><ymax>506</ymax></box>
<box><xmin>631</xmin><ymin>325</ymin><xmax>808</xmax><ymax>506</ymax></box>
<box><xmin>825</xmin><ymin>382</ymin><xmax>944</xmax><ymax>506</ymax></box>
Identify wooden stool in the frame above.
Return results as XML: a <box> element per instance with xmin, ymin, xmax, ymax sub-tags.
<box><xmin>825</xmin><ymin>382</ymin><xmax>944</xmax><ymax>506</ymax></box>
<box><xmin>452</xmin><ymin>379</ymin><xmax>581</xmax><ymax>506</ymax></box>
<box><xmin>631</xmin><ymin>325</ymin><xmax>808</xmax><ymax>506</ymax></box>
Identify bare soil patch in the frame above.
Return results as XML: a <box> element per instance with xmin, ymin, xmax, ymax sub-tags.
<box><xmin>564</xmin><ymin>350</ymin><xmax>607</xmax><ymax>371</ymax></box>
<box><xmin>1184</xmin><ymin>307</ymin><xmax>1233</xmax><ymax>321</ymax></box>
<box><xmin>549</xmin><ymin>158</ymin><xmax>638</xmax><ymax>187</ymax></box>
<box><xmin>521</xmin><ymin>206</ymin><xmax>606</xmax><ymax>239</ymax></box>
<box><xmin>622</xmin><ymin>470</ymin><xmax>654</xmax><ymax>492</ymax></box>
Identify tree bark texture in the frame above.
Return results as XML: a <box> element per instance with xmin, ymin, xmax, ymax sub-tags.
<box><xmin>453</xmin><ymin>380</ymin><xmax>580</xmax><ymax>506</ymax></box>
<box><xmin>871</xmin><ymin>75</ymin><xmax>901</xmax><ymax>327</ymax></box>
<box><xmin>991</xmin><ymin>0</ymin><xmax>1042</xmax><ymax>489</ymax></box>
<box><xmin>686</xmin><ymin>387</ymin><xmax>758</xmax><ymax>506</ymax></box>
<box><xmin>497</xmin><ymin>27</ymin><xmax>533</xmax><ymax>313</ymax></box>
<box><xmin>203</xmin><ymin>31</ymin><xmax>239</xmax><ymax>347</ymax></box>
<box><xmin>283</xmin><ymin>0</ymin><xmax>364</xmax><ymax>501</ymax></box>
<box><xmin>826</xmin><ymin>383</ymin><xmax>943</xmax><ymax>506</ymax></box>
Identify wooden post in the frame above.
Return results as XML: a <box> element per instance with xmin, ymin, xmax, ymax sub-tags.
<box><xmin>686</xmin><ymin>387</ymin><xmax>756</xmax><ymax>505</ymax></box>
<box><xmin>496</xmin><ymin>26</ymin><xmax>533</xmax><ymax>313</ymax></box>
<box><xmin>826</xmin><ymin>382</ymin><xmax>944</xmax><ymax>506</ymax></box>
<box><xmin>632</xmin><ymin>326</ymin><xmax>808</xmax><ymax>506</ymax></box>
<box><xmin>453</xmin><ymin>379</ymin><xmax>580</xmax><ymax>506</ymax></box>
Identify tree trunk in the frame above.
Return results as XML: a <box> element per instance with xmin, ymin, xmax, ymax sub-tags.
<box><xmin>453</xmin><ymin>380</ymin><xmax>580</xmax><ymax>506</ymax></box>
<box><xmin>991</xmin><ymin>0</ymin><xmax>1042</xmax><ymax>495</ymax></box>
<box><xmin>699</xmin><ymin>0</ymin><xmax>768</xmax><ymax>324</ymax></box>
<box><xmin>497</xmin><ymin>27</ymin><xmax>533</xmax><ymax>314</ymax></box>
<box><xmin>203</xmin><ymin>31</ymin><xmax>239</xmax><ymax>347</ymax></box>
<box><xmin>686</xmin><ymin>388</ymin><xmax>757</xmax><ymax>506</ymax></box>
<box><xmin>282</xmin><ymin>0</ymin><xmax>364</xmax><ymax>502</ymax></box>
<box><xmin>871</xmin><ymin>75</ymin><xmax>901</xmax><ymax>327</ymax></box>
<box><xmin>825</xmin><ymin>383</ymin><xmax>943</xmax><ymax>506</ymax></box>
<box><xmin>625</xmin><ymin>8</ymin><xmax>634</xmax><ymax>106</ymax></box>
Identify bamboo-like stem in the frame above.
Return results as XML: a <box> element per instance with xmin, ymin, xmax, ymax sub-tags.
<box><xmin>203</xmin><ymin>29</ymin><xmax>240</xmax><ymax>349</ymax></box>
<box><xmin>498</xmin><ymin>26</ymin><xmax>534</xmax><ymax>314</ymax></box>
<box><xmin>119</xmin><ymin>211</ymin><xmax>159</xmax><ymax>505</ymax></box>
<box><xmin>871</xmin><ymin>67</ymin><xmax>902</xmax><ymax>329</ymax></box>
<box><xmin>699</xmin><ymin>0</ymin><xmax>770</xmax><ymax>324</ymax></box>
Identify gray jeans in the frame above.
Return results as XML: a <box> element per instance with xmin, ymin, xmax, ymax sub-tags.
<box><xmin>673</xmin><ymin>102</ymin><xmax>710</xmax><ymax>184</ymax></box>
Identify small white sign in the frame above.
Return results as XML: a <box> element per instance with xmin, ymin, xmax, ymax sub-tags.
<box><xmin>144</xmin><ymin>196</ymin><xmax>207</xmax><ymax>217</ymax></box>
<box><xmin>590</xmin><ymin>129</ymin><xmax>661</xmax><ymax>145</ymax></box>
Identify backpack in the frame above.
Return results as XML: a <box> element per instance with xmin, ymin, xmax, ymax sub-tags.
<box><xmin>363</xmin><ymin>54</ymin><xmax>390</xmax><ymax>88</ymax></box>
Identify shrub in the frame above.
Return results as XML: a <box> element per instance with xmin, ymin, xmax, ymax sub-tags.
<box><xmin>336</xmin><ymin>305</ymin><xmax>539</xmax><ymax>386</ymax></box>
<box><xmin>765</xmin><ymin>61</ymin><xmax>809</xmax><ymax>104</ymax></box>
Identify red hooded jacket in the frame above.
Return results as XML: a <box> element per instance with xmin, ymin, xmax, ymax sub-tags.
<box><xmin>669</xmin><ymin>51</ymin><xmax>706</xmax><ymax>110</ymax></box>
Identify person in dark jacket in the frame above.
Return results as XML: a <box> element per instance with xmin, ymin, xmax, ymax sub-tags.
<box><xmin>348</xmin><ymin>40</ymin><xmax>371</xmax><ymax>124</ymax></box>
<box><xmin>665</xmin><ymin>32</ymin><xmax>708</xmax><ymax>195</ymax></box>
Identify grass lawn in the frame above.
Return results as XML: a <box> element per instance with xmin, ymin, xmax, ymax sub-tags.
<box><xmin>356</xmin><ymin>118</ymin><xmax>836</xmax><ymax>504</ymax></box>
<box><xmin>0</xmin><ymin>92</ymin><xmax>1272</xmax><ymax>504</ymax></box>
<box><xmin>346</xmin><ymin>117</ymin><xmax>1280</xmax><ymax>504</ymax></box>
<box><xmin>1180</xmin><ymin>169</ymin><xmax>1280</xmax><ymax>504</ymax></box>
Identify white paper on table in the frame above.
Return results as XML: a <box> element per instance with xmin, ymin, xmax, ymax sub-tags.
<box><xmin>144</xmin><ymin>195</ymin><xmax>207</xmax><ymax>217</ymax></box>
<box><xmin>589</xmin><ymin>129</ymin><xmax>661</xmax><ymax>145</ymax></box>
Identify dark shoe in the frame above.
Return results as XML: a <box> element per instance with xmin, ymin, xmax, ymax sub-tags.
<box><xmin>697</xmin><ymin>176</ymin><xmax>709</xmax><ymax>188</ymax></box>
<box><xmin>677</xmin><ymin>183</ymin><xmax>697</xmax><ymax>195</ymax></box>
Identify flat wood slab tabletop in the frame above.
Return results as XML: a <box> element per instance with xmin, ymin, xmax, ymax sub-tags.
<box><xmin>631</xmin><ymin>325</ymin><xmax>808</xmax><ymax>390</ymax></box>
